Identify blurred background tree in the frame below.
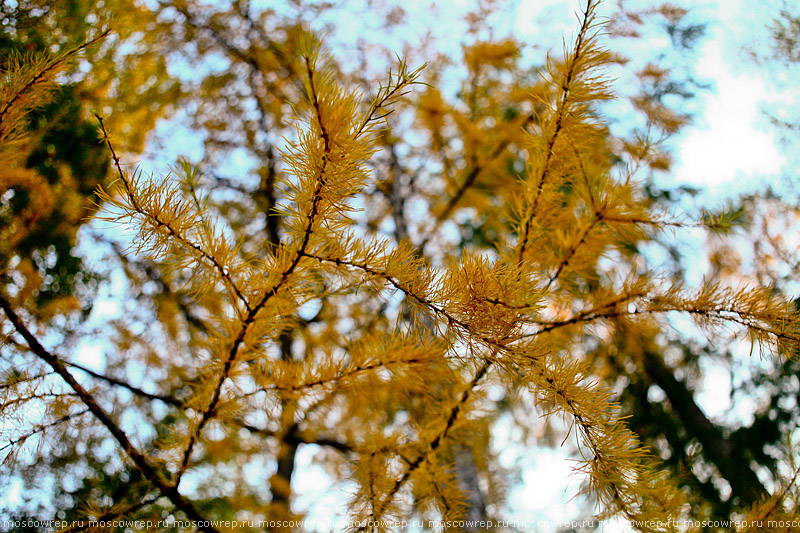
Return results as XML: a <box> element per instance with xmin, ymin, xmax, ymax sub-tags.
<box><xmin>0</xmin><ymin>0</ymin><xmax>181</xmax><ymax>525</ymax></box>
<box><xmin>0</xmin><ymin>0</ymin><xmax>179</xmax><ymax>318</ymax></box>
<box><xmin>1</xmin><ymin>1</ymin><xmax>799</xmax><ymax>531</ymax></box>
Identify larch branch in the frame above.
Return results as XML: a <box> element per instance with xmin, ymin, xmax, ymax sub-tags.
<box><xmin>518</xmin><ymin>0</ymin><xmax>597</xmax><ymax>262</ymax></box>
<box><xmin>96</xmin><ymin>114</ymin><xmax>253</xmax><ymax>313</ymax></box>
<box><xmin>0</xmin><ymin>293</ymin><xmax>218</xmax><ymax>533</ymax></box>
<box><xmin>174</xmin><ymin>55</ymin><xmax>333</xmax><ymax>484</ymax></box>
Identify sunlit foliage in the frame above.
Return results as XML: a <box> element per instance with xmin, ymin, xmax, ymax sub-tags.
<box><xmin>1</xmin><ymin>1</ymin><xmax>799</xmax><ymax>532</ymax></box>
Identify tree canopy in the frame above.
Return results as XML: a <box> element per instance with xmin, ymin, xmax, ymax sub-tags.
<box><xmin>1</xmin><ymin>1</ymin><xmax>799</xmax><ymax>532</ymax></box>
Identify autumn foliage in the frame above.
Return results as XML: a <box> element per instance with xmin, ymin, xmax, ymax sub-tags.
<box><xmin>1</xmin><ymin>1</ymin><xmax>799</xmax><ymax>532</ymax></box>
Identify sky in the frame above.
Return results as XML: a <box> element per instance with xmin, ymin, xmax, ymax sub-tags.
<box><xmin>142</xmin><ymin>0</ymin><xmax>794</xmax><ymax>202</ymax></box>
<box><xmin>667</xmin><ymin>0</ymin><xmax>790</xmax><ymax>197</ymax></box>
<box><xmin>4</xmin><ymin>0</ymin><xmax>795</xmax><ymax>528</ymax></box>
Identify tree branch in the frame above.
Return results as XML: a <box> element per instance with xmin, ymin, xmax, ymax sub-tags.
<box><xmin>0</xmin><ymin>293</ymin><xmax>218</xmax><ymax>533</ymax></box>
<box><xmin>66</xmin><ymin>360</ymin><xmax>183</xmax><ymax>408</ymax></box>
<box><xmin>96</xmin><ymin>115</ymin><xmax>253</xmax><ymax>313</ymax></box>
<box><xmin>518</xmin><ymin>0</ymin><xmax>597</xmax><ymax>262</ymax></box>
<box><xmin>175</xmin><ymin>55</ymin><xmax>334</xmax><ymax>484</ymax></box>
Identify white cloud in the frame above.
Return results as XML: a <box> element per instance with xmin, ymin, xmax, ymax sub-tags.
<box><xmin>674</xmin><ymin>3</ymin><xmax>786</xmax><ymax>190</ymax></box>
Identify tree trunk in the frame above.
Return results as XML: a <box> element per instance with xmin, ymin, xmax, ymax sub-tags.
<box><xmin>452</xmin><ymin>444</ymin><xmax>488</xmax><ymax>531</ymax></box>
<box><xmin>268</xmin><ymin>330</ymin><xmax>299</xmax><ymax>532</ymax></box>
<box><xmin>640</xmin><ymin>347</ymin><xmax>768</xmax><ymax>506</ymax></box>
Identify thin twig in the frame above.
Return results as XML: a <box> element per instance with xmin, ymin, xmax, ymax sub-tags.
<box><xmin>0</xmin><ymin>293</ymin><xmax>218</xmax><ymax>532</ymax></box>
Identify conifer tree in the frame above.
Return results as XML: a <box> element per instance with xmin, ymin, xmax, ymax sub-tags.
<box><xmin>1</xmin><ymin>1</ymin><xmax>799</xmax><ymax>531</ymax></box>
<box><xmin>0</xmin><ymin>0</ymin><xmax>180</xmax><ymax>319</ymax></box>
